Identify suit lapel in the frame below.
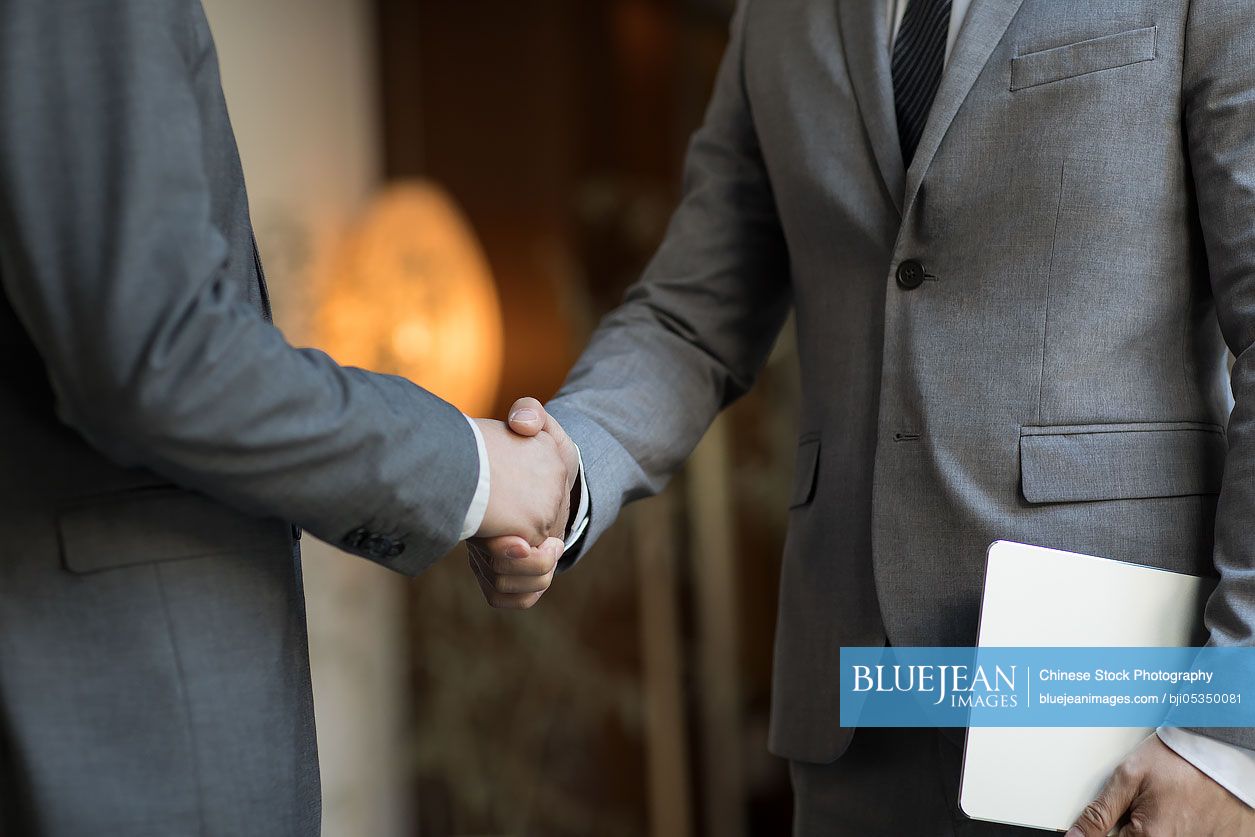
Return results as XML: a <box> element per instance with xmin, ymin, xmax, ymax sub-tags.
<box><xmin>901</xmin><ymin>0</ymin><xmax>1026</xmax><ymax>218</ymax></box>
<box><xmin>836</xmin><ymin>0</ymin><xmax>905</xmax><ymax>215</ymax></box>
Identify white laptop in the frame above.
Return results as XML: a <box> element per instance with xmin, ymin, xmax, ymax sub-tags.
<box><xmin>959</xmin><ymin>541</ymin><xmax>1213</xmax><ymax>832</ymax></box>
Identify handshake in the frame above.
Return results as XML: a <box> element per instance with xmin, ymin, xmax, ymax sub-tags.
<box><xmin>467</xmin><ymin>397</ymin><xmax>580</xmax><ymax>610</ymax></box>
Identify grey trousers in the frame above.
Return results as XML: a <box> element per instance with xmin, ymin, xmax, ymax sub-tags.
<box><xmin>790</xmin><ymin>728</ymin><xmax>1046</xmax><ymax>836</ymax></box>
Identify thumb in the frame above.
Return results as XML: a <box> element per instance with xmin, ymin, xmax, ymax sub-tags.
<box><xmin>1068</xmin><ymin>763</ymin><xmax>1140</xmax><ymax>837</ymax></box>
<box><xmin>507</xmin><ymin>396</ymin><xmax>578</xmax><ymax>482</ymax></box>
<box><xmin>544</xmin><ymin>536</ymin><xmax>566</xmax><ymax>562</ymax></box>
<box><xmin>507</xmin><ymin>397</ymin><xmax>547</xmax><ymax>437</ymax></box>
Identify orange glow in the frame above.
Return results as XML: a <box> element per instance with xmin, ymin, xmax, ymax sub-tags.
<box><xmin>316</xmin><ymin>182</ymin><xmax>504</xmax><ymax>416</ymax></box>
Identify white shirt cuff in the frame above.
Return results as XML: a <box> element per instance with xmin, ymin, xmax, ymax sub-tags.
<box><xmin>564</xmin><ymin>442</ymin><xmax>590</xmax><ymax>552</ymax></box>
<box><xmin>459</xmin><ymin>415</ymin><xmax>491</xmax><ymax>540</ymax></box>
<box><xmin>1158</xmin><ymin>727</ymin><xmax>1255</xmax><ymax>809</ymax></box>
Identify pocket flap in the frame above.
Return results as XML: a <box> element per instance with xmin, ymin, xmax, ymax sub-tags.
<box><xmin>1020</xmin><ymin>422</ymin><xmax>1225</xmax><ymax>504</ymax></box>
<box><xmin>58</xmin><ymin>487</ymin><xmax>292</xmax><ymax>574</ymax></box>
<box><xmin>789</xmin><ymin>436</ymin><xmax>821</xmax><ymax>509</ymax></box>
<box><xmin>1011</xmin><ymin>26</ymin><xmax>1157</xmax><ymax>91</ymax></box>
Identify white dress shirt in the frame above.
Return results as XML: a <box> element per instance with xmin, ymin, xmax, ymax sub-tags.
<box><xmin>459</xmin><ymin>0</ymin><xmax>1254</xmax><ymax>807</ymax></box>
<box><xmin>459</xmin><ymin>416</ymin><xmax>492</xmax><ymax>539</ymax></box>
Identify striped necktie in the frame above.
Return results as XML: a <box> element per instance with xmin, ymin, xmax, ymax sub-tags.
<box><xmin>891</xmin><ymin>0</ymin><xmax>953</xmax><ymax>168</ymax></box>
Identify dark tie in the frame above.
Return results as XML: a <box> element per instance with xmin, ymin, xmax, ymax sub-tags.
<box><xmin>891</xmin><ymin>0</ymin><xmax>953</xmax><ymax>168</ymax></box>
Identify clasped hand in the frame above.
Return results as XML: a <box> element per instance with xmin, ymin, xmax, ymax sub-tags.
<box><xmin>467</xmin><ymin>397</ymin><xmax>577</xmax><ymax>609</ymax></box>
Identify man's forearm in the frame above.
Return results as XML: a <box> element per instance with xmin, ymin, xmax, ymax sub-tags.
<box><xmin>0</xmin><ymin>0</ymin><xmax>481</xmax><ymax>571</ymax></box>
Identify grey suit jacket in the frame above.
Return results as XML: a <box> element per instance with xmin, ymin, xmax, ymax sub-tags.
<box><xmin>0</xmin><ymin>1</ymin><xmax>479</xmax><ymax>834</ymax></box>
<box><xmin>549</xmin><ymin>0</ymin><xmax>1254</xmax><ymax>764</ymax></box>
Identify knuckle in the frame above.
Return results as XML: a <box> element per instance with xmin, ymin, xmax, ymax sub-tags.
<box><xmin>539</xmin><ymin>432</ymin><xmax>560</xmax><ymax>456</ymax></box>
<box><xmin>523</xmin><ymin>516</ymin><xmax>544</xmax><ymax>540</ymax></box>
<box><xmin>516</xmin><ymin>593</ymin><xmax>543</xmax><ymax>610</ymax></box>
<box><xmin>489</xmin><ymin>594</ymin><xmax>521</xmax><ymax>610</ymax></box>
<box><xmin>1112</xmin><ymin>762</ymin><xmax>1138</xmax><ymax>784</ymax></box>
<box><xmin>498</xmin><ymin>576</ymin><xmax>531</xmax><ymax>595</ymax></box>
<box><xmin>1077</xmin><ymin>801</ymin><xmax>1110</xmax><ymax>831</ymax></box>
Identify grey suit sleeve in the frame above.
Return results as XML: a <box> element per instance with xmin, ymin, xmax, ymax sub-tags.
<box><xmin>0</xmin><ymin>0</ymin><xmax>478</xmax><ymax>573</ymax></box>
<box><xmin>547</xmin><ymin>0</ymin><xmax>791</xmax><ymax>563</ymax></box>
<box><xmin>1181</xmin><ymin>0</ymin><xmax>1255</xmax><ymax>748</ymax></box>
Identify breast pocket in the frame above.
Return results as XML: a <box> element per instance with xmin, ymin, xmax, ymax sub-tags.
<box><xmin>1018</xmin><ymin>421</ymin><xmax>1225</xmax><ymax>504</ymax></box>
<box><xmin>1010</xmin><ymin>26</ymin><xmax>1157</xmax><ymax>92</ymax></box>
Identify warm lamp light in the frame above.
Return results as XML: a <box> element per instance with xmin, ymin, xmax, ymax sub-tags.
<box><xmin>316</xmin><ymin>181</ymin><xmax>504</xmax><ymax>416</ymax></box>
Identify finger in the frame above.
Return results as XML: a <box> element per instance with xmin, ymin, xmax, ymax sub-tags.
<box><xmin>547</xmin><ymin>420</ymin><xmax>579</xmax><ymax>485</ymax></box>
<box><xmin>512</xmin><ymin>591</ymin><xmax>546</xmax><ymax>610</ymax></box>
<box><xmin>474</xmin><ymin>535</ymin><xmax>556</xmax><ymax>576</ymax></box>
<box><xmin>483</xmin><ymin>539</ymin><xmax>563</xmax><ymax>595</ymax></box>
<box><xmin>551</xmin><ymin>485</ymin><xmax>572</xmax><ymax>541</ymax></box>
<box><xmin>507</xmin><ymin>397</ymin><xmax>547</xmax><ymax>437</ymax></box>
<box><xmin>467</xmin><ymin>544</ymin><xmax>495</xmax><ymax>581</ymax></box>
<box><xmin>543</xmin><ymin>537</ymin><xmax>566</xmax><ymax>565</ymax></box>
<box><xmin>489</xmin><ymin>569</ymin><xmax>555</xmax><ymax>595</ymax></box>
<box><xmin>508</xmin><ymin>398</ymin><xmax>577</xmax><ymax>474</ymax></box>
<box><xmin>536</xmin><ymin>410</ymin><xmax>574</xmax><ymax>467</ymax></box>
<box><xmin>1068</xmin><ymin>761</ymin><xmax>1141</xmax><ymax>837</ymax></box>
<box><xmin>468</xmin><ymin>551</ymin><xmax>504</xmax><ymax>603</ymax></box>
<box><xmin>468</xmin><ymin>553</ymin><xmax>545</xmax><ymax>609</ymax></box>
<box><xmin>469</xmin><ymin>538</ymin><xmax>557</xmax><ymax>594</ymax></box>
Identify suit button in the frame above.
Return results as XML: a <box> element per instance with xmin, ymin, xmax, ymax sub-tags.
<box><xmin>896</xmin><ymin>259</ymin><xmax>925</xmax><ymax>290</ymax></box>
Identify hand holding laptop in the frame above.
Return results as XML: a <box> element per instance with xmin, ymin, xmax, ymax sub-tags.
<box><xmin>1067</xmin><ymin>733</ymin><xmax>1255</xmax><ymax>837</ymax></box>
<box><xmin>962</xmin><ymin>542</ymin><xmax>1255</xmax><ymax>835</ymax></box>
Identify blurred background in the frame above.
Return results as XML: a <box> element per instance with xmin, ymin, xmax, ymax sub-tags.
<box><xmin>202</xmin><ymin>1</ymin><xmax>800</xmax><ymax>834</ymax></box>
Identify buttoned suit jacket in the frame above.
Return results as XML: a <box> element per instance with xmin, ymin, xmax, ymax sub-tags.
<box><xmin>547</xmin><ymin>0</ymin><xmax>1254</xmax><ymax>764</ymax></box>
<box><xmin>0</xmin><ymin>2</ymin><xmax>479</xmax><ymax>834</ymax></box>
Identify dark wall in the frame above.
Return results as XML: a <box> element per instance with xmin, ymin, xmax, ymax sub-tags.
<box><xmin>377</xmin><ymin>0</ymin><xmax>729</xmax><ymax>414</ymax></box>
